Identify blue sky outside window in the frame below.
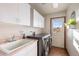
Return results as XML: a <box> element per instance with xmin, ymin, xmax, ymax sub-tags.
<box><xmin>52</xmin><ymin>19</ymin><xmax>64</xmax><ymax>28</ymax></box>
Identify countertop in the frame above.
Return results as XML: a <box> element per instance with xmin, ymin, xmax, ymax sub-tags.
<box><xmin>27</xmin><ymin>33</ymin><xmax>50</xmax><ymax>39</ymax></box>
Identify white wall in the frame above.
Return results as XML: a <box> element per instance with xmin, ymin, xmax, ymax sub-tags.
<box><xmin>44</xmin><ymin>11</ymin><xmax>66</xmax><ymax>33</ymax></box>
<box><xmin>66</xmin><ymin>4</ymin><xmax>79</xmax><ymax>56</ymax></box>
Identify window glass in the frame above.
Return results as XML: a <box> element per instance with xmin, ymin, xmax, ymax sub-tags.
<box><xmin>52</xmin><ymin>18</ymin><xmax>64</xmax><ymax>28</ymax></box>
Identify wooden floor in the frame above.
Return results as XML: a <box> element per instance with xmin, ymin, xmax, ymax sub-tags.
<box><xmin>48</xmin><ymin>46</ymin><xmax>69</xmax><ymax>56</ymax></box>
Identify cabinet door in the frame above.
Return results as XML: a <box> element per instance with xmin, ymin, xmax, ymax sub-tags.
<box><xmin>0</xmin><ymin>4</ymin><xmax>18</xmax><ymax>24</ymax></box>
<box><xmin>33</xmin><ymin>9</ymin><xmax>44</xmax><ymax>28</ymax></box>
<box><xmin>37</xmin><ymin>12</ymin><xmax>41</xmax><ymax>27</ymax></box>
<box><xmin>39</xmin><ymin>14</ymin><xmax>44</xmax><ymax>28</ymax></box>
<box><xmin>33</xmin><ymin>9</ymin><xmax>39</xmax><ymax>27</ymax></box>
<box><xmin>18</xmin><ymin>3</ymin><xmax>31</xmax><ymax>26</ymax></box>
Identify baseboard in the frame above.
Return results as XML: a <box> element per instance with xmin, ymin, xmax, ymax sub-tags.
<box><xmin>52</xmin><ymin>46</ymin><xmax>64</xmax><ymax>49</ymax></box>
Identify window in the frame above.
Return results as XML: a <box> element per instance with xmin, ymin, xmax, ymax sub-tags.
<box><xmin>52</xmin><ymin>18</ymin><xmax>64</xmax><ymax>28</ymax></box>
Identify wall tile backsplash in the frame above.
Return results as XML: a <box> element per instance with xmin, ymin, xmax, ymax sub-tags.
<box><xmin>0</xmin><ymin>22</ymin><xmax>43</xmax><ymax>43</ymax></box>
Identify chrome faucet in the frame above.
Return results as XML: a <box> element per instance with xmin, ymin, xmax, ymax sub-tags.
<box><xmin>6</xmin><ymin>35</ymin><xmax>16</xmax><ymax>42</ymax></box>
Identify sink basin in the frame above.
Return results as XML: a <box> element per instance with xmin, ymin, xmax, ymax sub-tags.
<box><xmin>0</xmin><ymin>39</ymin><xmax>33</xmax><ymax>54</ymax></box>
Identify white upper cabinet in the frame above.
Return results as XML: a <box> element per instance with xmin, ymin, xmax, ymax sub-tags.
<box><xmin>0</xmin><ymin>4</ymin><xmax>44</xmax><ymax>27</ymax></box>
<box><xmin>0</xmin><ymin>4</ymin><xmax>18</xmax><ymax>24</ymax></box>
<box><xmin>0</xmin><ymin>3</ymin><xmax>31</xmax><ymax>26</ymax></box>
<box><xmin>33</xmin><ymin>9</ymin><xmax>39</xmax><ymax>27</ymax></box>
<box><xmin>33</xmin><ymin>9</ymin><xmax>44</xmax><ymax>28</ymax></box>
<box><xmin>18</xmin><ymin>4</ymin><xmax>31</xmax><ymax>26</ymax></box>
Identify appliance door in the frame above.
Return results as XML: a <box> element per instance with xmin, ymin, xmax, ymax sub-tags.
<box><xmin>38</xmin><ymin>39</ymin><xmax>43</xmax><ymax>56</ymax></box>
<box><xmin>42</xmin><ymin>37</ymin><xmax>50</xmax><ymax>56</ymax></box>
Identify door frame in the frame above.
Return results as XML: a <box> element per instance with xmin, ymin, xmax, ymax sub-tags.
<box><xmin>50</xmin><ymin>16</ymin><xmax>66</xmax><ymax>49</ymax></box>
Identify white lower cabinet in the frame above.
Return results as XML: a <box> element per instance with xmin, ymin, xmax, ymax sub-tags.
<box><xmin>66</xmin><ymin>29</ymin><xmax>79</xmax><ymax>56</ymax></box>
<box><xmin>12</xmin><ymin>41</ymin><xmax>37</xmax><ymax>56</ymax></box>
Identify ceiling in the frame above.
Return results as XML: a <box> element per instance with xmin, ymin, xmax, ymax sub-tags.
<box><xmin>30</xmin><ymin>3</ymin><xmax>70</xmax><ymax>16</ymax></box>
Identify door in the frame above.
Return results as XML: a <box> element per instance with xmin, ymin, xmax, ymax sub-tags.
<box><xmin>51</xmin><ymin>17</ymin><xmax>65</xmax><ymax>48</ymax></box>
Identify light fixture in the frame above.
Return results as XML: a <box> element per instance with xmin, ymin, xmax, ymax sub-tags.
<box><xmin>53</xmin><ymin>3</ymin><xmax>58</xmax><ymax>8</ymax></box>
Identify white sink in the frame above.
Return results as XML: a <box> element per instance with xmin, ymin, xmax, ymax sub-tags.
<box><xmin>0</xmin><ymin>39</ymin><xmax>33</xmax><ymax>54</ymax></box>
